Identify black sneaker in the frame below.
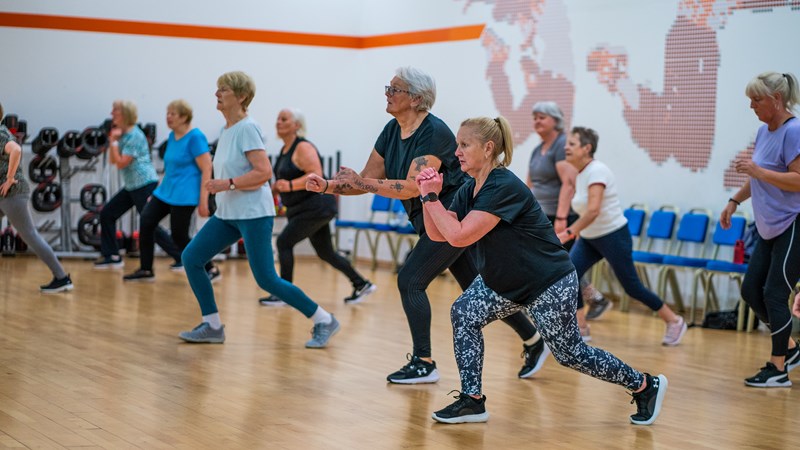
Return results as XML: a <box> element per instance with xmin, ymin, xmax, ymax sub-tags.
<box><xmin>169</xmin><ymin>261</ymin><xmax>184</xmax><ymax>272</ymax></box>
<box><xmin>629</xmin><ymin>373</ymin><xmax>668</xmax><ymax>425</ymax></box>
<box><xmin>745</xmin><ymin>362</ymin><xmax>792</xmax><ymax>388</ymax></box>
<box><xmin>586</xmin><ymin>296</ymin><xmax>614</xmax><ymax>320</ymax></box>
<box><xmin>94</xmin><ymin>255</ymin><xmax>123</xmax><ymax>270</ymax></box>
<box><xmin>40</xmin><ymin>274</ymin><xmax>74</xmax><ymax>293</ymax></box>
<box><xmin>518</xmin><ymin>339</ymin><xmax>550</xmax><ymax>378</ymax></box>
<box><xmin>432</xmin><ymin>391</ymin><xmax>489</xmax><ymax>424</ymax></box>
<box><xmin>387</xmin><ymin>354</ymin><xmax>440</xmax><ymax>384</ymax></box>
<box><xmin>258</xmin><ymin>295</ymin><xmax>287</xmax><ymax>307</ymax></box>
<box><xmin>786</xmin><ymin>342</ymin><xmax>800</xmax><ymax>372</ymax></box>
<box><xmin>123</xmin><ymin>269</ymin><xmax>155</xmax><ymax>283</ymax></box>
<box><xmin>344</xmin><ymin>281</ymin><xmax>376</xmax><ymax>304</ymax></box>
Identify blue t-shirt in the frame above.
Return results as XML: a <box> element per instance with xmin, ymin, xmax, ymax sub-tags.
<box><xmin>153</xmin><ymin>128</ymin><xmax>209</xmax><ymax>206</ymax></box>
<box><xmin>120</xmin><ymin>126</ymin><xmax>158</xmax><ymax>190</ymax></box>
<box><xmin>751</xmin><ymin>117</ymin><xmax>800</xmax><ymax>239</ymax></box>
<box><xmin>212</xmin><ymin>116</ymin><xmax>275</xmax><ymax>220</ymax></box>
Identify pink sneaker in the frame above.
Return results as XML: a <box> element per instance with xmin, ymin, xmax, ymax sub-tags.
<box><xmin>663</xmin><ymin>316</ymin><xmax>687</xmax><ymax>346</ymax></box>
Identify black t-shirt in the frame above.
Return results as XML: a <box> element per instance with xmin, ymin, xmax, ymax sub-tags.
<box><xmin>450</xmin><ymin>167</ymin><xmax>574</xmax><ymax>304</ymax></box>
<box><xmin>374</xmin><ymin>113</ymin><xmax>466</xmax><ymax>234</ymax></box>
<box><xmin>274</xmin><ymin>137</ymin><xmax>337</xmax><ymax>218</ymax></box>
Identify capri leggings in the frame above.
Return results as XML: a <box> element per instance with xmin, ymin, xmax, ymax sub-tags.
<box><xmin>0</xmin><ymin>194</ymin><xmax>66</xmax><ymax>278</ymax></box>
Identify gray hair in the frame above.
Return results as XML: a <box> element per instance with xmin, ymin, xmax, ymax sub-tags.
<box><xmin>395</xmin><ymin>67</ymin><xmax>436</xmax><ymax>111</ymax></box>
<box><xmin>286</xmin><ymin>108</ymin><xmax>307</xmax><ymax>137</ymax></box>
<box><xmin>532</xmin><ymin>101</ymin><xmax>565</xmax><ymax>131</ymax></box>
<box><xmin>745</xmin><ymin>71</ymin><xmax>799</xmax><ymax>112</ymax></box>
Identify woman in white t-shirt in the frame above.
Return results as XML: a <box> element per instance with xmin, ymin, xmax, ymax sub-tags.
<box><xmin>556</xmin><ymin>127</ymin><xmax>686</xmax><ymax>346</ymax></box>
<box><xmin>177</xmin><ymin>71</ymin><xmax>339</xmax><ymax>349</ymax></box>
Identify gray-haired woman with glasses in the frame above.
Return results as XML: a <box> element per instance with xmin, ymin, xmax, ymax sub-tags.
<box><xmin>307</xmin><ymin>66</ymin><xmax>547</xmax><ymax>383</ymax></box>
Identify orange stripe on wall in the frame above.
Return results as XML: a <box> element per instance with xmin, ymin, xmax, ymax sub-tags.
<box><xmin>0</xmin><ymin>12</ymin><xmax>484</xmax><ymax>48</ymax></box>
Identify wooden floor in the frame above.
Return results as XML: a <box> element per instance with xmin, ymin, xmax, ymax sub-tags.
<box><xmin>0</xmin><ymin>254</ymin><xmax>798</xmax><ymax>449</ymax></box>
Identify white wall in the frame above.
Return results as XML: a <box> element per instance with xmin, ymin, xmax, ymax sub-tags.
<box><xmin>3</xmin><ymin>0</ymin><xmax>799</xmax><ymax>258</ymax></box>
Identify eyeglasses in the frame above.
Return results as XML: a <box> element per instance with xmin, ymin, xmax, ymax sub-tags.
<box><xmin>385</xmin><ymin>85</ymin><xmax>411</xmax><ymax>97</ymax></box>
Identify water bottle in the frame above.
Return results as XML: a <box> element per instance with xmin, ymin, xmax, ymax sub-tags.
<box><xmin>733</xmin><ymin>240</ymin><xmax>745</xmax><ymax>264</ymax></box>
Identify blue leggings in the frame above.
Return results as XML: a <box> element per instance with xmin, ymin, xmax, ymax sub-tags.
<box><xmin>182</xmin><ymin>215</ymin><xmax>319</xmax><ymax>318</ymax></box>
<box><xmin>570</xmin><ymin>225</ymin><xmax>664</xmax><ymax>311</ymax></box>
<box><xmin>451</xmin><ymin>272</ymin><xmax>644</xmax><ymax>395</ymax></box>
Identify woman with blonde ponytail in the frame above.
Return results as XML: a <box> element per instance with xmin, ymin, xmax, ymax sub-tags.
<box><xmin>417</xmin><ymin>116</ymin><xmax>667</xmax><ymax>426</ymax></box>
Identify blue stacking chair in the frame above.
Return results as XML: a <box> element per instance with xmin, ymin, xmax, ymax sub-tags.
<box><xmin>334</xmin><ymin>194</ymin><xmax>393</xmax><ymax>265</ymax></box>
<box><xmin>697</xmin><ymin>215</ymin><xmax>750</xmax><ymax>330</ymax></box>
<box><xmin>656</xmin><ymin>208</ymin><xmax>713</xmax><ymax>314</ymax></box>
<box><xmin>386</xmin><ymin>199</ymin><xmax>418</xmax><ymax>270</ymax></box>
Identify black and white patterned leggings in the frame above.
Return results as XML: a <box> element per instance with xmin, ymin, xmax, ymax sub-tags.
<box><xmin>452</xmin><ymin>271</ymin><xmax>645</xmax><ymax>395</ymax></box>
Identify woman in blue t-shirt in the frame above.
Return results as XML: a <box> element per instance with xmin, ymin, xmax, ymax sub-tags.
<box><xmin>95</xmin><ymin>100</ymin><xmax>179</xmax><ymax>269</ymax></box>
<box><xmin>417</xmin><ymin>116</ymin><xmax>667</xmax><ymax>426</ymax></box>
<box><xmin>123</xmin><ymin>100</ymin><xmax>218</xmax><ymax>282</ymax></box>
<box><xmin>725</xmin><ymin>71</ymin><xmax>800</xmax><ymax>387</ymax></box>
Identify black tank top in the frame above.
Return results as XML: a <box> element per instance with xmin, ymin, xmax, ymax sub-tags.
<box><xmin>274</xmin><ymin>137</ymin><xmax>337</xmax><ymax>217</ymax></box>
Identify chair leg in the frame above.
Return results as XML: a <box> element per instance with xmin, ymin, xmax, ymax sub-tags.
<box><xmin>689</xmin><ymin>269</ymin><xmax>707</xmax><ymax>326</ymax></box>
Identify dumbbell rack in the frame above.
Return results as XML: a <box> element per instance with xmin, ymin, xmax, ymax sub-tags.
<box><xmin>54</xmin><ymin>154</ymin><xmax>97</xmax><ymax>255</ymax></box>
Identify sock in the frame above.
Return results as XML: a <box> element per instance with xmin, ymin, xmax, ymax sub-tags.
<box><xmin>310</xmin><ymin>306</ymin><xmax>332</xmax><ymax>325</ymax></box>
<box><xmin>524</xmin><ymin>332</ymin><xmax>541</xmax><ymax>346</ymax></box>
<box><xmin>202</xmin><ymin>313</ymin><xmax>222</xmax><ymax>329</ymax></box>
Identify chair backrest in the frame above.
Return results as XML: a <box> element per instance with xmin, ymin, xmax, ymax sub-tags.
<box><xmin>672</xmin><ymin>208</ymin><xmax>712</xmax><ymax>257</ymax></box>
<box><xmin>643</xmin><ymin>205</ymin><xmax>678</xmax><ymax>252</ymax></box>
<box><xmin>371</xmin><ymin>195</ymin><xmax>392</xmax><ymax>213</ymax></box>
<box><xmin>623</xmin><ymin>203</ymin><xmax>648</xmax><ymax>250</ymax></box>
<box><xmin>709</xmin><ymin>215</ymin><xmax>748</xmax><ymax>260</ymax></box>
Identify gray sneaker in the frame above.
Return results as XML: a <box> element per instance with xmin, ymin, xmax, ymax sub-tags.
<box><xmin>179</xmin><ymin>322</ymin><xmax>225</xmax><ymax>343</ymax></box>
<box><xmin>305</xmin><ymin>315</ymin><xmax>340</xmax><ymax>348</ymax></box>
<box><xmin>586</xmin><ymin>297</ymin><xmax>613</xmax><ymax>320</ymax></box>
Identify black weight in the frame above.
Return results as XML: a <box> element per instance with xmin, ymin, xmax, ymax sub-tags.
<box><xmin>77</xmin><ymin>212</ymin><xmax>102</xmax><ymax>249</ymax></box>
<box><xmin>76</xmin><ymin>127</ymin><xmax>108</xmax><ymax>160</ymax></box>
<box><xmin>79</xmin><ymin>183</ymin><xmax>107</xmax><ymax>212</ymax></box>
<box><xmin>15</xmin><ymin>232</ymin><xmax>28</xmax><ymax>253</ymax></box>
<box><xmin>157</xmin><ymin>140</ymin><xmax>168</xmax><ymax>160</ymax></box>
<box><xmin>28</xmin><ymin>154</ymin><xmax>58</xmax><ymax>183</ymax></box>
<box><xmin>100</xmin><ymin>118</ymin><xmax>113</xmax><ymax>135</ymax></box>
<box><xmin>31</xmin><ymin>182</ymin><xmax>63</xmax><ymax>212</ymax></box>
<box><xmin>31</xmin><ymin>127</ymin><xmax>59</xmax><ymax>155</ymax></box>
<box><xmin>56</xmin><ymin>130</ymin><xmax>81</xmax><ymax>158</ymax></box>
<box><xmin>141</xmin><ymin>123</ymin><xmax>157</xmax><ymax>148</ymax></box>
<box><xmin>1</xmin><ymin>114</ymin><xmax>18</xmax><ymax>131</ymax></box>
<box><xmin>1</xmin><ymin>227</ymin><xmax>15</xmax><ymax>256</ymax></box>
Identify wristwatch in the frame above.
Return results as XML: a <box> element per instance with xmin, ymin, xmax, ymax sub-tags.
<box><xmin>228</xmin><ymin>178</ymin><xmax>236</xmax><ymax>190</ymax></box>
<box><xmin>420</xmin><ymin>192</ymin><xmax>439</xmax><ymax>204</ymax></box>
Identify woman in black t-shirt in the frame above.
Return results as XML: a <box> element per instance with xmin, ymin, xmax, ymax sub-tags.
<box><xmin>417</xmin><ymin>116</ymin><xmax>668</xmax><ymax>426</ymax></box>
<box><xmin>306</xmin><ymin>67</ymin><xmax>543</xmax><ymax>384</ymax></box>
<box><xmin>259</xmin><ymin>109</ymin><xmax>374</xmax><ymax>306</ymax></box>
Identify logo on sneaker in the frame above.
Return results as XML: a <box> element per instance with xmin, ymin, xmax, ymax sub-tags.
<box><xmin>417</xmin><ymin>367</ymin><xmax>428</xmax><ymax>376</ymax></box>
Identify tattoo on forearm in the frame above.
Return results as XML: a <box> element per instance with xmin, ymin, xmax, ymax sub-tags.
<box><xmin>333</xmin><ymin>182</ymin><xmax>354</xmax><ymax>194</ymax></box>
<box><xmin>354</xmin><ymin>179</ymin><xmax>378</xmax><ymax>193</ymax></box>
<box><xmin>377</xmin><ymin>179</ymin><xmax>384</xmax><ymax>184</ymax></box>
<box><xmin>413</xmin><ymin>156</ymin><xmax>429</xmax><ymax>172</ymax></box>
<box><xmin>390</xmin><ymin>182</ymin><xmax>404</xmax><ymax>192</ymax></box>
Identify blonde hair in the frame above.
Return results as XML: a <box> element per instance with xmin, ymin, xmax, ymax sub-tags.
<box><xmin>167</xmin><ymin>99</ymin><xmax>193</xmax><ymax>123</ymax></box>
<box><xmin>460</xmin><ymin>116</ymin><xmax>514</xmax><ymax>167</ymax></box>
<box><xmin>745</xmin><ymin>71</ymin><xmax>799</xmax><ymax>112</ymax></box>
<box><xmin>113</xmin><ymin>100</ymin><xmax>138</xmax><ymax>126</ymax></box>
<box><xmin>217</xmin><ymin>71</ymin><xmax>256</xmax><ymax>110</ymax></box>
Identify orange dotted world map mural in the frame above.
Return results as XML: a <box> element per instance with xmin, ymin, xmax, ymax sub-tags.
<box><xmin>460</xmin><ymin>0</ymin><xmax>799</xmax><ymax>189</ymax></box>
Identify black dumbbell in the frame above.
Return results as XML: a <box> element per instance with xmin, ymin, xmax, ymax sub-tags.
<box><xmin>1</xmin><ymin>227</ymin><xmax>15</xmax><ymax>256</ymax></box>
<box><xmin>76</xmin><ymin>127</ymin><xmax>108</xmax><ymax>160</ymax></box>
<box><xmin>31</xmin><ymin>127</ymin><xmax>59</xmax><ymax>155</ymax></box>
<box><xmin>79</xmin><ymin>183</ymin><xmax>107</xmax><ymax>212</ymax></box>
<box><xmin>77</xmin><ymin>212</ymin><xmax>102</xmax><ymax>250</ymax></box>
<box><xmin>28</xmin><ymin>154</ymin><xmax>59</xmax><ymax>183</ymax></box>
<box><xmin>31</xmin><ymin>182</ymin><xmax>63</xmax><ymax>212</ymax></box>
<box><xmin>56</xmin><ymin>130</ymin><xmax>81</xmax><ymax>158</ymax></box>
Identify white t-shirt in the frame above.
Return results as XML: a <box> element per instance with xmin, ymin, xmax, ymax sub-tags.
<box><xmin>571</xmin><ymin>160</ymin><xmax>627</xmax><ymax>239</ymax></box>
<box><xmin>213</xmin><ymin>116</ymin><xmax>275</xmax><ymax>220</ymax></box>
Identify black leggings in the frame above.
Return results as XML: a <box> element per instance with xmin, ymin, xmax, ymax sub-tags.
<box><xmin>741</xmin><ymin>217</ymin><xmax>800</xmax><ymax>357</ymax></box>
<box><xmin>99</xmin><ymin>183</ymin><xmax>177</xmax><ymax>258</ymax></box>
<box><xmin>397</xmin><ymin>233</ymin><xmax>537</xmax><ymax>358</ymax></box>
<box><xmin>276</xmin><ymin>211</ymin><xmax>366</xmax><ymax>287</ymax></box>
<box><xmin>139</xmin><ymin>196</ymin><xmax>212</xmax><ymax>272</ymax></box>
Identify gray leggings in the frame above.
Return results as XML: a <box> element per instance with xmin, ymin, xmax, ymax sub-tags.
<box><xmin>0</xmin><ymin>194</ymin><xmax>66</xmax><ymax>279</ymax></box>
<box><xmin>452</xmin><ymin>271</ymin><xmax>644</xmax><ymax>395</ymax></box>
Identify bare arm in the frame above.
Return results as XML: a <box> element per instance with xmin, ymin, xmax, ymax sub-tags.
<box><xmin>206</xmin><ymin>149</ymin><xmax>272</xmax><ymax>194</ymax></box>
<box><xmin>0</xmin><ymin>140</ymin><xmax>21</xmax><ymax>197</ymax></box>
<box><xmin>553</xmin><ymin>160</ymin><xmax>577</xmax><ymax>233</ymax></box>
<box><xmin>329</xmin><ymin>151</ymin><xmax>442</xmax><ymax>199</ymax></box>
<box><xmin>720</xmin><ymin>180</ymin><xmax>751</xmax><ymax>229</ymax></box>
<box><xmin>556</xmin><ymin>183</ymin><xmax>604</xmax><ymax>243</ymax></box>
<box><xmin>195</xmin><ymin>152</ymin><xmax>212</xmax><ymax>217</ymax></box>
<box><xmin>736</xmin><ymin>155</ymin><xmax>800</xmax><ymax>192</ymax></box>
<box><xmin>308</xmin><ymin>149</ymin><xmax>387</xmax><ymax>195</ymax></box>
<box><xmin>273</xmin><ymin>142</ymin><xmax>321</xmax><ymax>193</ymax></box>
